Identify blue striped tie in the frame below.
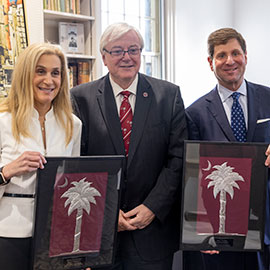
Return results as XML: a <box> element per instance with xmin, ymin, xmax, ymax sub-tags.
<box><xmin>231</xmin><ymin>92</ymin><xmax>247</xmax><ymax>142</ymax></box>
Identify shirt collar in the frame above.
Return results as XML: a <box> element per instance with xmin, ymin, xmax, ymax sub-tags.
<box><xmin>217</xmin><ymin>80</ymin><xmax>247</xmax><ymax>102</ymax></box>
<box><xmin>32</xmin><ymin>106</ymin><xmax>54</xmax><ymax>119</ymax></box>
<box><xmin>109</xmin><ymin>74</ymin><xmax>138</xmax><ymax>98</ymax></box>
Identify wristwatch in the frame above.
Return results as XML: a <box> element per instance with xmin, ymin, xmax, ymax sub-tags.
<box><xmin>0</xmin><ymin>167</ymin><xmax>10</xmax><ymax>186</ymax></box>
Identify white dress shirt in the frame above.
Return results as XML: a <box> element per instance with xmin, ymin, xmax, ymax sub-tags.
<box><xmin>217</xmin><ymin>80</ymin><xmax>248</xmax><ymax>128</ymax></box>
<box><xmin>109</xmin><ymin>74</ymin><xmax>138</xmax><ymax>115</ymax></box>
<box><xmin>0</xmin><ymin>108</ymin><xmax>82</xmax><ymax>237</ymax></box>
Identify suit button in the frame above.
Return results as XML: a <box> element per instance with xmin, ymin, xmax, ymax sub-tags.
<box><xmin>122</xmin><ymin>204</ymin><xmax>127</xmax><ymax>210</ymax></box>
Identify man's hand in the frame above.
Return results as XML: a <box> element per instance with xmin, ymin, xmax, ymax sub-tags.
<box><xmin>118</xmin><ymin>209</ymin><xmax>137</xmax><ymax>232</ymax></box>
<box><xmin>265</xmin><ymin>145</ymin><xmax>270</xmax><ymax>167</ymax></box>
<box><xmin>123</xmin><ymin>204</ymin><xmax>155</xmax><ymax>230</ymax></box>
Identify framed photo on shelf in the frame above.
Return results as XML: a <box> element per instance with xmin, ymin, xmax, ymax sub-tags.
<box><xmin>31</xmin><ymin>156</ymin><xmax>124</xmax><ymax>270</ymax></box>
<box><xmin>180</xmin><ymin>141</ymin><xmax>268</xmax><ymax>252</ymax></box>
<box><xmin>0</xmin><ymin>0</ymin><xmax>28</xmax><ymax>98</ymax></box>
<box><xmin>59</xmin><ymin>22</ymin><xmax>84</xmax><ymax>54</ymax></box>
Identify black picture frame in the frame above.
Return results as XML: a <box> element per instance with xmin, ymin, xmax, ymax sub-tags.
<box><xmin>31</xmin><ymin>155</ymin><xmax>124</xmax><ymax>270</ymax></box>
<box><xmin>180</xmin><ymin>141</ymin><xmax>268</xmax><ymax>251</ymax></box>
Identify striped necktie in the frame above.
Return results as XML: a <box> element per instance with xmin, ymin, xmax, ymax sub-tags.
<box><xmin>120</xmin><ymin>91</ymin><xmax>133</xmax><ymax>156</ymax></box>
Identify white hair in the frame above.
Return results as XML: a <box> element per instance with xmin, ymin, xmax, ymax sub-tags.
<box><xmin>99</xmin><ymin>22</ymin><xmax>144</xmax><ymax>55</ymax></box>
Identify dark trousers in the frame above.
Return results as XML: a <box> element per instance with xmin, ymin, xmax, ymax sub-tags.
<box><xmin>183</xmin><ymin>250</ymin><xmax>258</xmax><ymax>270</ymax></box>
<box><xmin>94</xmin><ymin>232</ymin><xmax>173</xmax><ymax>270</ymax></box>
<box><xmin>0</xmin><ymin>236</ymin><xmax>32</xmax><ymax>270</ymax></box>
<box><xmin>258</xmin><ymin>244</ymin><xmax>270</xmax><ymax>270</ymax></box>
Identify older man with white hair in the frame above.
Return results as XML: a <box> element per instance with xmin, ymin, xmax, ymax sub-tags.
<box><xmin>71</xmin><ymin>22</ymin><xmax>187</xmax><ymax>270</ymax></box>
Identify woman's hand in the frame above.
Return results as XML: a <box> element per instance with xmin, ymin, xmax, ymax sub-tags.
<box><xmin>2</xmin><ymin>151</ymin><xmax>47</xmax><ymax>179</ymax></box>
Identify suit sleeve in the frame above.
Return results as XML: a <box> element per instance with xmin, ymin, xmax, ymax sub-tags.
<box><xmin>186</xmin><ymin>110</ymin><xmax>201</xmax><ymax>140</ymax></box>
<box><xmin>70</xmin><ymin>90</ymin><xmax>89</xmax><ymax>156</ymax></box>
<box><xmin>143</xmin><ymin>87</ymin><xmax>188</xmax><ymax>222</ymax></box>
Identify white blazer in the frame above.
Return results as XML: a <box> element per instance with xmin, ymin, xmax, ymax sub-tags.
<box><xmin>0</xmin><ymin>108</ymin><xmax>82</xmax><ymax>237</ymax></box>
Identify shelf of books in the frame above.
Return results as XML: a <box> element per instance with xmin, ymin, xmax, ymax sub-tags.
<box><xmin>43</xmin><ymin>0</ymin><xmax>92</xmax><ymax>16</ymax></box>
<box><xmin>68</xmin><ymin>60</ymin><xmax>92</xmax><ymax>88</ymax></box>
<box><xmin>44</xmin><ymin>9</ymin><xmax>95</xmax><ymax>21</ymax></box>
<box><xmin>43</xmin><ymin>0</ymin><xmax>96</xmax><ymax>86</ymax></box>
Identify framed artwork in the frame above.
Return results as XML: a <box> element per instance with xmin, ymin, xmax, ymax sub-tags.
<box><xmin>59</xmin><ymin>22</ymin><xmax>84</xmax><ymax>54</ymax></box>
<box><xmin>180</xmin><ymin>141</ymin><xmax>268</xmax><ymax>251</ymax></box>
<box><xmin>0</xmin><ymin>0</ymin><xmax>28</xmax><ymax>97</ymax></box>
<box><xmin>31</xmin><ymin>156</ymin><xmax>124</xmax><ymax>270</ymax></box>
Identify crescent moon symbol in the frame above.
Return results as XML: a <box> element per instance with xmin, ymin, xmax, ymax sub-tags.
<box><xmin>58</xmin><ymin>177</ymin><xmax>69</xmax><ymax>188</ymax></box>
<box><xmin>202</xmin><ymin>160</ymin><xmax>212</xmax><ymax>171</ymax></box>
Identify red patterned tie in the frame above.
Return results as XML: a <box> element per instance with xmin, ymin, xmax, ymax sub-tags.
<box><xmin>120</xmin><ymin>91</ymin><xmax>133</xmax><ymax>157</ymax></box>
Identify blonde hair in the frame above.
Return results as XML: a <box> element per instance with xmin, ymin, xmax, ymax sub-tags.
<box><xmin>0</xmin><ymin>43</ymin><xmax>74</xmax><ymax>145</ymax></box>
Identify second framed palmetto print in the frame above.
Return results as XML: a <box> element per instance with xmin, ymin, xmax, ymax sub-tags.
<box><xmin>180</xmin><ymin>141</ymin><xmax>268</xmax><ymax>251</ymax></box>
<box><xmin>32</xmin><ymin>156</ymin><xmax>124</xmax><ymax>270</ymax></box>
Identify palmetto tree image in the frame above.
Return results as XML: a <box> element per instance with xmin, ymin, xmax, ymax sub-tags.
<box><xmin>61</xmin><ymin>177</ymin><xmax>101</xmax><ymax>253</ymax></box>
<box><xmin>205</xmin><ymin>162</ymin><xmax>245</xmax><ymax>234</ymax></box>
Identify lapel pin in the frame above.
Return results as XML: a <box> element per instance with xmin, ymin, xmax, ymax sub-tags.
<box><xmin>143</xmin><ymin>92</ymin><xmax>148</xmax><ymax>98</ymax></box>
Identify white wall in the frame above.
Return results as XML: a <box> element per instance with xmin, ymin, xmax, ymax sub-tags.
<box><xmin>174</xmin><ymin>0</ymin><xmax>234</xmax><ymax>107</ymax></box>
<box><xmin>24</xmin><ymin>0</ymin><xmax>44</xmax><ymax>44</ymax></box>
<box><xmin>234</xmin><ymin>0</ymin><xmax>270</xmax><ymax>87</ymax></box>
<box><xmin>174</xmin><ymin>0</ymin><xmax>270</xmax><ymax>107</ymax></box>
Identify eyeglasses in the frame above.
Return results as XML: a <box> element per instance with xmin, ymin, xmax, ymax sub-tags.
<box><xmin>103</xmin><ymin>48</ymin><xmax>142</xmax><ymax>57</ymax></box>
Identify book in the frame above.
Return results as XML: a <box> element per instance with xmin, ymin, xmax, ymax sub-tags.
<box><xmin>68</xmin><ymin>62</ymin><xmax>78</xmax><ymax>87</ymax></box>
<box><xmin>60</xmin><ymin>0</ymin><xmax>65</xmax><ymax>12</ymax></box>
<box><xmin>77</xmin><ymin>61</ymin><xmax>83</xmax><ymax>85</ymax></box>
<box><xmin>59</xmin><ymin>22</ymin><xmax>84</xmax><ymax>54</ymax></box>
<box><xmin>72</xmin><ymin>0</ymin><xmax>76</xmax><ymax>14</ymax></box>
<box><xmin>69</xmin><ymin>0</ymin><xmax>73</xmax><ymax>13</ymax></box>
<box><xmin>82</xmin><ymin>61</ymin><xmax>90</xmax><ymax>83</ymax></box>
<box><xmin>43</xmin><ymin>0</ymin><xmax>48</xmax><ymax>9</ymax></box>
<box><xmin>55</xmin><ymin>0</ymin><xmax>58</xmax><ymax>11</ymax></box>
<box><xmin>65</xmin><ymin>0</ymin><xmax>70</xmax><ymax>12</ymax></box>
<box><xmin>68</xmin><ymin>66</ymin><xmax>73</xmax><ymax>88</ymax></box>
<box><xmin>47</xmin><ymin>0</ymin><xmax>51</xmax><ymax>10</ymax></box>
<box><xmin>77</xmin><ymin>61</ymin><xmax>90</xmax><ymax>85</ymax></box>
<box><xmin>54</xmin><ymin>0</ymin><xmax>56</xmax><ymax>10</ymax></box>
<box><xmin>76</xmin><ymin>0</ymin><xmax>80</xmax><ymax>14</ymax></box>
<box><xmin>49</xmin><ymin>0</ymin><xmax>54</xmax><ymax>10</ymax></box>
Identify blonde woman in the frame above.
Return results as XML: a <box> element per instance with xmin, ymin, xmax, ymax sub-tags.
<box><xmin>0</xmin><ymin>43</ymin><xmax>82</xmax><ymax>270</ymax></box>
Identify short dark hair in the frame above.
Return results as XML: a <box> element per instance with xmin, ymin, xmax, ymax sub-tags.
<box><xmin>207</xmin><ymin>28</ymin><xmax>246</xmax><ymax>59</ymax></box>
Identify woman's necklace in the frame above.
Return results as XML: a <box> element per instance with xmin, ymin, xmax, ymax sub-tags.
<box><xmin>39</xmin><ymin>117</ymin><xmax>47</xmax><ymax>154</ymax></box>
<box><xmin>41</xmin><ymin>122</ymin><xmax>45</xmax><ymax>132</ymax></box>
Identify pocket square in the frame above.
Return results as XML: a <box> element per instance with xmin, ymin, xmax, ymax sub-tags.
<box><xmin>257</xmin><ymin>118</ymin><xmax>270</xmax><ymax>124</ymax></box>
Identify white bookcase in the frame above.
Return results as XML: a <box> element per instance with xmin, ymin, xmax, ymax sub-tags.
<box><xmin>25</xmin><ymin>0</ymin><xmax>97</xmax><ymax>81</ymax></box>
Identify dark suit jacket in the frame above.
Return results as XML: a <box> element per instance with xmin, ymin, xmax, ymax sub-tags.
<box><xmin>186</xmin><ymin>80</ymin><xmax>270</xmax><ymax>143</ymax></box>
<box><xmin>70</xmin><ymin>73</ymin><xmax>187</xmax><ymax>261</ymax></box>
<box><xmin>184</xmin><ymin>80</ymin><xmax>270</xmax><ymax>270</ymax></box>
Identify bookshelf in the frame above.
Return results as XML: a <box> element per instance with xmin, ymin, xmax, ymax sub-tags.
<box><xmin>38</xmin><ymin>0</ymin><xmax>96</xmax><ymax>85</ymax></box>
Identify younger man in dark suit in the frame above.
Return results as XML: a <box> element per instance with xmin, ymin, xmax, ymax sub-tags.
<box><xmin>71</xmin><ymin>22</ymin><xmax>187</xmax><ymax>270</ymax></box>
<box><xmin>184</xmin><ymin>27</ymin><xmax>270</xmax><ymax>270</ymax></box>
